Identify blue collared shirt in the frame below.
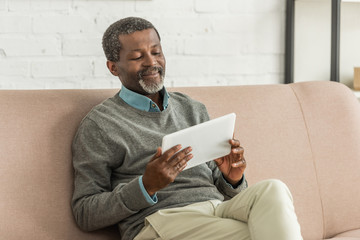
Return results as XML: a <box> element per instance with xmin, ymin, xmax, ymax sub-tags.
<box><xmin>119</xmin><ymin>86</ymin><xmax>170</xmax><ymax>112</ymax></box>
<box><xmin>119</xmin><ymin>86</ymin><xmax>170</xmax><ymax>205</ymax></box>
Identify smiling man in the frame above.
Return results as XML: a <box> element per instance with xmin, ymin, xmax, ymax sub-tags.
<box><xmin>71</xmin><ymin>17</ymin><xmax>303</xmax><ymax>240</ymax></box>
<box><xmin>107</xmin><ymin>27</ymin><xmax>166</xmax><ymax>97</ymax></box>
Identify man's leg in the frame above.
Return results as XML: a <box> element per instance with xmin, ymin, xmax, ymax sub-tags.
<box><xmin>134</xmin><ymin>222</ymin><xmax>162</xmax><ymax>240</ymax></box>
<box><xmin>214</xmin><ymin>179</ymin><xmax>303</xmax><ymax>240</ymax></box>
<box><xmin>136</xmin><ymin>200</ymin><xmax>251</xmax><ymax>240</ymax></box>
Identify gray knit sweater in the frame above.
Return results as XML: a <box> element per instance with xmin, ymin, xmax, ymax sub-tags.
<box><xmin>71</xmin><ymin>91</ymin><xmax>247</xmax><ymax>240</ymax></box>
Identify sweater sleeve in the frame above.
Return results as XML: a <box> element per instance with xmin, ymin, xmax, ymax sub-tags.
<box><xmin>71</xmin><ymin>118</ymin><xmax>153</xmax><ymax>231</ymax></box>
<box><xmin>207</xmin><ymin>154</ymin><xmax>248</xmax><ymax>200</ymax></box>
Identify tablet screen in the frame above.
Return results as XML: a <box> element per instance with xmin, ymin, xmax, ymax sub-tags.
<box><xmin>161</xmin><ymin>113</ymin><xmax>236</xmax><ymax>170</ymax></box>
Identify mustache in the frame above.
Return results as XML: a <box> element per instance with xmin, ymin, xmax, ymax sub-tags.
<box><xmin>138</xmin><ymin>66</ymin><xmax>164</xmax><ymax>79</ymax></box>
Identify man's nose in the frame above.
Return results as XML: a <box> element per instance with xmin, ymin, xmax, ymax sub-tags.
<box><xmin>142</xmin><ymin>53</ymin><xmax>156</xmax><ymax>66</ymax></box>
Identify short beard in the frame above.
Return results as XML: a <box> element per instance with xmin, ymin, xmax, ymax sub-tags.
<box><xmin>138</xmin><ymin>67</ymin><xmax>165</xmax><ymax>94</ymax></box>
<box><xmin>139</xmin><ymin>78</ymin><xmax>164</xmax><ymax>94</ymax></box>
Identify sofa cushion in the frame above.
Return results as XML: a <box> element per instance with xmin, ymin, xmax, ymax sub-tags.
<box><xmin>0</xmin><ymin>90</ymin><xmax>120</xmax><ymax>239</ymax></box>
<box><xmin>290</xmin><ymin>82</ymin><xmax>360</xmax><ymax>238</ymax></box>
<box><xmin>331</xmin><ymin>229</ymin><xmax>360</xmax><ymax>239</ymax></box>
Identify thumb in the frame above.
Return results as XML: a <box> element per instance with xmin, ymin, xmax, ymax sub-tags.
<box><xmin>150</xmin><ymin>147</ymin><xmax>162</xmax><ymax>162</ymax></box>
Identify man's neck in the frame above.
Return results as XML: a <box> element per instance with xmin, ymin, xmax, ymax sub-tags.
<box><xmin>146</xmin><ymin>92</ymin><xmax>163</xmax><ymax>111</ymax></box>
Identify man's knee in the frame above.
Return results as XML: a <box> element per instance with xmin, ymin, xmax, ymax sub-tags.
<box><xmin>258</xmin><ymin>179</ymin><xmax>293</xmax><ymax>204</ymax></box>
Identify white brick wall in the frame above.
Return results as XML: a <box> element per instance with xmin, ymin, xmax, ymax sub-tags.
<box><xmin>0</xmin><ymin>0</ymin><xmax>286</xmax><ymax>89</ymax></box>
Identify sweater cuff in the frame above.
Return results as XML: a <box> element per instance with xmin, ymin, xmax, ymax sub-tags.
<box><xmin>139</xmin><ymin>175</ymin><xmax>158</xmax><ymax>205</ymax></box>
<box><xmin>219</xmin><ymin>174</ymin><xmax>248</xmax><ymax>198</ymax></box>
<box><xmin>223</xmin><ymin>174</ymin><xmax>244</xmax><ymax>189</ymax></box>
<box><xmin>116</xmin><ymin>176</ymin><xmax>156</xmax><ymax>211</ymax></box>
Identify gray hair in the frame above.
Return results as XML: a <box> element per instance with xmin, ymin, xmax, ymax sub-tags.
<box><xmin>102</xmin><ymin>17</ymin><xmax>161</xmax><ymax>62</ymax></box>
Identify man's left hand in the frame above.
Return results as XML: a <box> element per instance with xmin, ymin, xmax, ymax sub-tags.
<box><xmin>214</xmin><ymin>139</ymin><xmax>246</xmax><ymax>186</ymax></box>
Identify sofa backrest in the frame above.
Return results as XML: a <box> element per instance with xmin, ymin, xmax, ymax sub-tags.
<box><xmin>1</xmin><ymin>81</ymin><xmax>359</xmax><ymax>240</ymax></box>
<box><xmin>174</xmin><ymin>81</ymin><xmax>360</xmax><ymax>239</ymax></box>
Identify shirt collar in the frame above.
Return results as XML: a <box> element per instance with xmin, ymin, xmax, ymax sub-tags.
<box><xmin>119</xmin><ymin>86</ymin><xmax>170</xmax><ymax>112</ymax></box>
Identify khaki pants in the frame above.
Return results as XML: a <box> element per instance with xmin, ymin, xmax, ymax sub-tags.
<box><xmin>134</xmin><ymin>179</ymin><xmax>303</xmax><ymax>240</ymax></box>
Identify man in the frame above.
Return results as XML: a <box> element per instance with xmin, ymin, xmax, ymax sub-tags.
<box><xmin>71</xmin><ymin>17</ymin><xmax>302</xmax><ymax>240</ymax></box>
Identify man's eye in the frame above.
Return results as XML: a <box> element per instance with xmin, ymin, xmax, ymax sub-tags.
<box><xmin>131</xmin><ymin>56</ymin><xmax>142</xmax><ymax>60</ymax></box>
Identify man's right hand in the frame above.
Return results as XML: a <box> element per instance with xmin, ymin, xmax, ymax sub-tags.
<box><xmin>142</xmin><ymin>145</ymin><xmax>193</xmax><ymax>196</ymax></box>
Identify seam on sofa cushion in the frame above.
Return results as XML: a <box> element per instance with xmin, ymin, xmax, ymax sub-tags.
<box><xmin>289</xmin><ymin>83</ymin><xmax>326</xmax><ymax>239</ymax></box>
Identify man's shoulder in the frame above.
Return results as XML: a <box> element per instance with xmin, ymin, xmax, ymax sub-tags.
<box><xmin>168</xmin><ymin>91</ymin><xmax>209</xmax><ymax>122</ymax></box>
<box><xmin>81</xmin><ymin>93</ymin><xmax>123</xmax><ymax>123</ymax></box>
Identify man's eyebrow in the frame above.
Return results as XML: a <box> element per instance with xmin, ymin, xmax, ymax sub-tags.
<box><xmin>130</xmin><ymin>49</ymin><xmax>142</xmax><ymax>52</ymax></box>
<box><xmin>130</xmin><ymin>44</ymin><xmax>161</xmax><ymax>52</ymax></box>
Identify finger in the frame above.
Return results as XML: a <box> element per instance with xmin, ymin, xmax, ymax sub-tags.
<box><xmin>150</xmin><ymin>147</ymin><xmax>162</xmax><ymax>162</ymax></box>
<box><xmin>174</xmin><ymin>154</ymin><xmax>193</xmax><ymax>172</ymax></box>
<box><xmin>162</xmin><ymin>144</ymin><xmax>182</xmax><ymax>161</ymax></box>
<box><xmin>178</xmin><ymin>162</ymin><xmax>188</xmax><ymax>172</ymax></box>
<box><xmin>230</xmin><ymin>139</ymin><xmax>241</xmax><ymax>148</ymax></box>
<box><xmin>169</xmin><ymin>146</ymin><xmax>192</xmax><ymax>166</ymax></box>
<box><xmin>231</xmin><ymin>146</ymin><xmax>244</xmax><ymax>155</ymax></box>
<box><xmin>231</xmin><ymin>157</ymin><xmax>246</xmax><ymax>168</ymax></box>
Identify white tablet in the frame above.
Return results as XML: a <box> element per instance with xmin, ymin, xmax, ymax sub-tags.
<box><xmin>161</xmin><ymin>113</ymin><xmax>236</xmax><ymax>170</ymax></box>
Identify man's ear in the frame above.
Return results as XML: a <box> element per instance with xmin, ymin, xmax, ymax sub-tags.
<box><xmin>106</xmin><ymin>60</ymin><xmax>119</xmax><ymax>76</ymax></box>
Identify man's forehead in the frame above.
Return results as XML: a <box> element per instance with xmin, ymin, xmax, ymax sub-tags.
<box><xmin>118</xmin><ymin>28</ymin><xmax>160</xmax><ymax>50</ymax></box>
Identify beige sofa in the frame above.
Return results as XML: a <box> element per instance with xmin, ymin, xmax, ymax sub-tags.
<box><xmin>1</xmin><ymin>81</ymin><xmax>360</xmax><ymax>240</ymax></box>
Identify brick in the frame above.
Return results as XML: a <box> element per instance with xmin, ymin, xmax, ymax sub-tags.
<box><xmin>212</xmin><ymin>13</ymin><xmax>284</xmax><ymax>54</ymax></box>
<box><xmin>81</xmin><ymin>77</ymin><xmax>120</xmax><ymax>89</ymax></box>
<box><xmin>0</xmin><ymin>76</ymin><xmax>46</xmax><ymax>89</ymax></box>
<box><xmin>44</xmin><ymin>77</ymin><xmax>82</xmax><ymax>89</ymax></box>
<box><xmin>195</xmin><ymin>0</ymin><xmax>227</xmax><ymax>13</ymax></box>
<box><xmin>211</xmin><ymin>54</ymin><xmax>282</xmax><ymax>76</ymax></box>
<box><xmin>9</xmin><ymin>0</ymin><xmax>69</xmax><ymax>12</ymax></box>
<box><xmin>72</xmin><ymin>0</ymin><xmax>131</xmax><ymax>17</ymax></box>
<box><xmin>0</xmin><ymin>59</ymin><xmax>29</xmax><ymax>76</ymax></box>
<box><xmin>0</xmin><ymin>49</ymin><xmax>6</xmax><ymax>57</ymax></box>
<box><xmin>166</xmin><ymin>56</ymin><xmax>211</xmax><ymax>77</ymax></box>
<box><xmin>243</xmin><ymin>73</ymin><xmax>283</xmax><ymax>85</ymax></box>
<box><xmin>167</xmin><ymin>76</ymin><xmax>229</xmax><ymax>87</ymax></box>
<box><xmin>0</xmin><ymin>35</ymin><xmax>61</xmax><ymax>56</ymax></box>
<box><xmin>31</xmin><ymin>0</ymin><xmax>69</xmax><ymax>11</ymax></box>
<box><xmin>31</xmin><ymin>58</ymin><xmax>92</xmax><ymax>78</ymax></box>
<box><xmin>212</xmin><ymin>15</ymin><xmax>256</xmax><ymax>34</ymax></box>
<box><xmin>184</xmin><ymin>36</ymin><xmax>242</xmax><ymax>56</ymax></box>
<box><xmin>0</xmin><ymin>0</ymin><xmax>6</xmax><ymax>11</ymax></box>
<box><xmin>218</xmin><ymin>75</ymin><xmax>246</xmax><ymax>86</ymax></box>
<box><xmin>135</xmin><ymin>0</ymin><xmax>193</xmax><ymax>13</ymax></box>
<box><xmin>211</xmin><ymin>56</ymin><xmax>256</xmax><ymax>75</ymax></box>
<box><xmin>244</xmin><ymin>13</ymin><xmax>285</xmax><ymax>54</ymax></box>
<box><xmin>160</xmin><ymin>36</ymin><xmax>185</xmax><ymax>56</ymax></box>
<box><xmin>62</xmin><ymin>35</ymin><xmax>103</xmax><ymax>56</ymax></box>
<box><xmin>33</xmin><ymin>14</ymin><xmax>95</xmax><ymax>34</ymax></box>
<box><xmin>0</xmin><ymin>15</ymin><xmax>32</xmax><ymax>33</ymax></box>
<box><xmin>72</xmin><ymin>1</ymin><xmax>136</xmax><ymax>34</ymax></box>
<box><xmin>155</xmin><ymin>16</ymin><xmax>213</xmax><ymax>36</ymax></box>
<box><xmin>93</xmin><ymin>57</ymin><xmax>113</xmax><ymax>78</ymax></box>
<box><xmin>8</xmin><ymin>0</ymin><xmax>31</xmax><ymax>11</ymax></box>
<box><xmin>22</xmin><ymin>77</ymin><xmax>47</xmax><ymax>89</ymax></box>
<box><xmin>228</xmin><ymin>0</ymin><xmax>285</xmax><ymax>13</ymax></box>
<box><xmin>166</xmin><ymin>76</ymin><xmax>204</xmax><ymax>87</ymax></box>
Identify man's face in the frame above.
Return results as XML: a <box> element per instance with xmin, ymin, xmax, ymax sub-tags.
<box><xmin>109</xmin><ymin>28</ymin><xmax>166</xmax><ymax>96</ymax></box>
